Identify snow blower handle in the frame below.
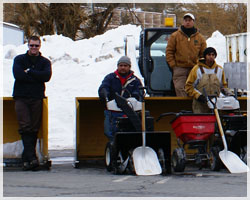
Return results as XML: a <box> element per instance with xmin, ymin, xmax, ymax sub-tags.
<box><xmin>138</xmin><ymin>86</ymin><xmax>146</xmax><ymax>102</ymax></box>
<box><xmin>203</xmin><ymin>88</ymin><xmax>217</xmax><ymax>109</ymax></box>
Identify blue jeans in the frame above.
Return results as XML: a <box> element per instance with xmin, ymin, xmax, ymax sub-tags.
<box><xmin>104</xmin><ymin>110</ymin><xmax>125</xmax><ymax>141</ymax></box>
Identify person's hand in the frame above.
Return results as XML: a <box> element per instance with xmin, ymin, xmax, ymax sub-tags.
<box><xmin>99</xmin><ymin>88</ymin><xmax>109</xmax><ymax>102</ymax></box>
<box><xmin>197</xmin><ymin>95</ymin><xmax>207</xmax><ymax>103</ymax></box>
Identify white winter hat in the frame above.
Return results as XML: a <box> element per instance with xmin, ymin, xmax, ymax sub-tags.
<box><xmin>183</xmin><ymin>13</ymin><xmax>195</xmax><ymax>20</ymax></box>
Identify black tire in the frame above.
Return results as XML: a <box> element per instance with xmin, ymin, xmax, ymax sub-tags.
<box><xmin>157</xmin><ymin>148</ymin><xmax>172</xmax><ymax>174</ymax></box>
<box><xmin>113</xmin><ymin>166</ymin><xmax>122</xmax><ymax>175</ymax></box>
<box><xmin>209</xmin><ymin>146</ymin><xmax>222</xmax><ymax>171</ymax></box>
<box><xmin>157</xmin><ymin>148</ymin><xmax>166</xmax><ymax>174</ymax></box>
<box><xmin>113</xmin><ymin>151</ymin><xmax>130</xmax><ymax>175</ymax></box>
<box><xmin>172</xmin><ymin>148</ymin><xmax>186</xmax><ymax>172</ymax></box>
<box><xmin>105</xmin><ymin>142</ymin><xmax>114</xmax><ymax>172</ymax></box>
<box><xmin>127</xmin><ymin>149</ymin><xmax>135</xmax><ymax>174</ymax></box>
<box><xmin>240</xmin><ymin>145</ymin><xmax>247</xmax><ymax>164</ymax></box>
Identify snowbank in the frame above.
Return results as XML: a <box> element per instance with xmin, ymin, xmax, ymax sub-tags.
<box><xmin>3</xmin><ymin>25</ymin><xmax>226</xmax><ymax>150</ymax></box>
<box><xmin>206</xmin><ymin>30</ymin><xmax>226</xmax><ymax>66</ymax></box>
<box><xmin>3</xmin><ymin>25</ymin><xmax>142</xmax><ymax>150</ymax></box>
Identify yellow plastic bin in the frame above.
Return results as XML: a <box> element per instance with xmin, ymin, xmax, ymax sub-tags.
<box><xmin>3</xmin><ymin>97</ymin><xmax>51</xmax><ymax>169</ymax></box>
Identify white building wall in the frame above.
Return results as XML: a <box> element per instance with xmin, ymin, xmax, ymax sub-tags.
<box><xmin>3</xmin><ymin>22</ymin><xmax>24</xmax><ymax>46</ymax></box>
<box><xmin>225</xmin><ymin>33</ymin><xmax>247</xmax><ymax>62</ymax></box>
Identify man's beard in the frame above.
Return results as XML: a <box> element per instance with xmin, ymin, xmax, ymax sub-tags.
<box><xmin>118</xmin><ymin>71</ymin><xmax>129</xmax><ymax>76</ymax></box>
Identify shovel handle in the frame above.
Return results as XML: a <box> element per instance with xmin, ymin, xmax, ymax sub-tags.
<box><xmin>139</xmin><ymin>86</ymin><xmax>147</xmax><ymax>147</ymax></box>
<box><xmin>141</xmin><ymin>101</ymin><xmax>146</xmax><ymax>147</ymax></box>
<box><xmin>214</xmin><ymin>108</ymin><xmax>227</xmax><ymax>151</ymax></box>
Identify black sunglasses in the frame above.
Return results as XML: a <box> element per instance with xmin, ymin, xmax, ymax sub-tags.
<box><xmin>29</xmin><ymin>44</ymin><xmax>40</xmax><ymax>47</ymax></box>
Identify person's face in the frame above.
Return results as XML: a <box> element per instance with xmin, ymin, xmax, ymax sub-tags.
<box><xmin>183</xmin><ymin>17</ymin><xmax>194</xmax><ymax>28</ymax></box>
<box><xmin>205</xmin><ymin>52</ymin><xmax>216</xmax><ymax>66</ymax></box>
<box><xmin>117</xmin><ymin>63</ymin><xmax>131</xmax><ymax>75</ymax></box>
<box><xmin>28</xmin><ymin>40</ymin><xmax>41</xmax><ymax>56</ymax></box>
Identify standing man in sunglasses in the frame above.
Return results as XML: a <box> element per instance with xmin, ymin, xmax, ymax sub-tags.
<box><xmin>12</xmin><ymin>36</ymin><xmax>52</xmax><ymax>171</ymax></box>
<box><xmin>98</xmin><ymin>56</ymin><xmax>143</xmax><ymax>141</ymax></box>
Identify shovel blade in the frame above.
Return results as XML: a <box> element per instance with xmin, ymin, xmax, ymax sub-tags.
<box><xmin>133</xmin><ymin>146</ymin><xmax>162</xmax><ymax>175</ymax></box>
<box><xmin>219</xmin><ymin>150</ymin><xmax>249</xmax><ymax>173</ymax></box>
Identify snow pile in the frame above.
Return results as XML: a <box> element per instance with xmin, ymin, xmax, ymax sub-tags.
<box><xmin>3</xmin><ymin>25</ymin><xmax>142</xmax><ymax>150</ymax></box>
<box><xmin>206</xmin><ymin>30</ymin><xmax>226</xmax><ymax>66</ymax></box>
<box><xmin>3</xmin><ymin>25</ymin><xmax>227</xmax><ymax>150</ymax></box>
<box><xmin>3</xmin><ymin>140</ymin><xmax>43</xmax><ymax>162</ymax></box>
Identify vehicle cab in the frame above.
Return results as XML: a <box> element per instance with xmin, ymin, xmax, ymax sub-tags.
<box><xmin>138</xmin><ymin>27</ymin><xmax>178</xmax><ymax>96</ymax></box>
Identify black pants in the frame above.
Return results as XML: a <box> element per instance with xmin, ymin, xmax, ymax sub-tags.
<box><xmin>15</xmin><ymin>98</ymin><xmax>42</xmax><ymax>162</ymax></box>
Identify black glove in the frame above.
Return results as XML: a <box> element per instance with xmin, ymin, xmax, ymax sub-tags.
<box><xmin>99</xmin><ymin>88</ymin><xmax>109</xmax><ymax>102</ymax></box>
<box><xmin>197</xmin><ymin>95</ymin><xmax>207</xmax><ymax>103</ymax></box>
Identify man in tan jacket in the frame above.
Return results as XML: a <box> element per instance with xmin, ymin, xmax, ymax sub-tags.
<box><xmin>166</xmin><ymin>13</ymin><xmax>207</xmax><ymax>96</ymax></box>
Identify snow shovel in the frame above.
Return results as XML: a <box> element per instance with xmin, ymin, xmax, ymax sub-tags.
<box><xmin>204</xmin><ymin>89</ymin><xmax>249</xmax><ymax>173</ymax></box>
<box><xmin>214</xmin><ymin>108</ymin><xmax>249</xmax><ymax>173</ymax></box>
<box><xmin>133</xmin><ymin>88</ymin><xmax>162</xmax><ymax>175</ymax></box>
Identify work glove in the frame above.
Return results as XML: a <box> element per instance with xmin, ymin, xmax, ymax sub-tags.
<box><xmin>99</xmin><ymin>88</ymin><xmax>109</xmax><ymax>102</ymax></box>
<box><xmin>197</xmin><ymin>95</ymin><xmax>207</xmax><ymax>103</ymax></box>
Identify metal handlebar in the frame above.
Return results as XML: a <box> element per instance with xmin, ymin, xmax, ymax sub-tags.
<box><xmin>202</xmin><ymin>88</ymin><xmax>218</xmax><ymax>109</ymax></box>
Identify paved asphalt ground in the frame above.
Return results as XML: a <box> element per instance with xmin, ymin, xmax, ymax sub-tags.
<box><xmin>3</xmin><ymin>149</ymin><xmax>248</xmax><ymax>198</ymax></box>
